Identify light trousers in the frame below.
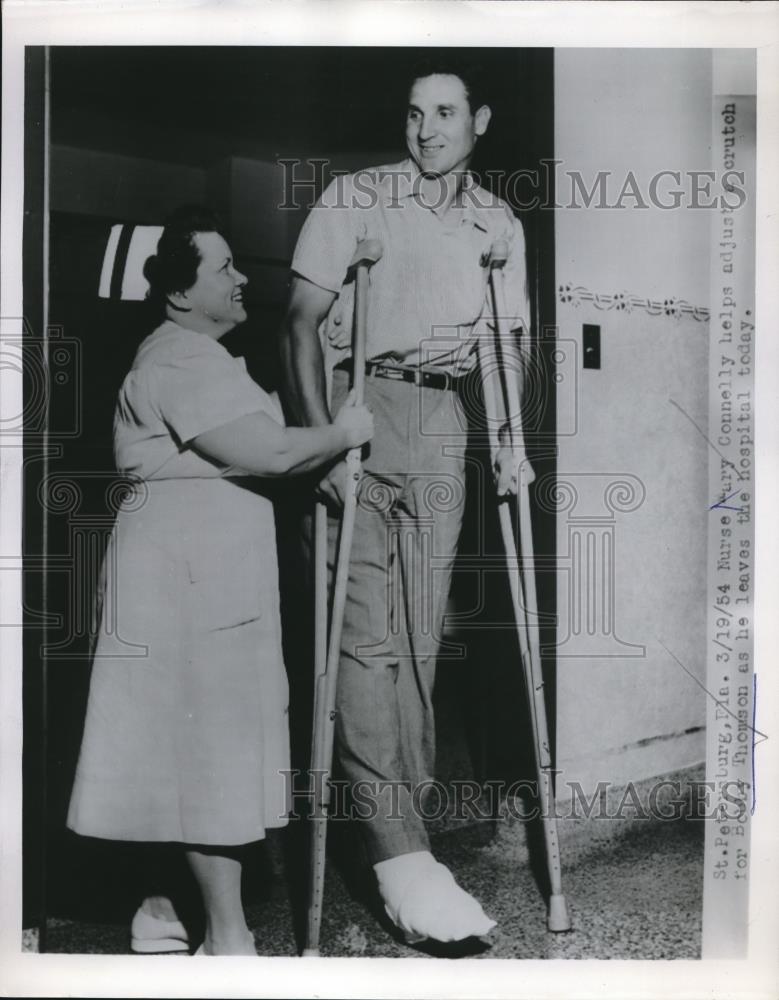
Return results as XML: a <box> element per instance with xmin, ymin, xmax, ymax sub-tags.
<box><xmin>325</xmin><ymin>368</ymin><xmax>469</xmax><ymax>863</ymax></box>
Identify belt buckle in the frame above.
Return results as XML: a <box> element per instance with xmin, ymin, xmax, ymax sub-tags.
<box><xmin>413</xmin><ymin>368</ymin><xmax>424</xmax><ymax>387</ymax></box>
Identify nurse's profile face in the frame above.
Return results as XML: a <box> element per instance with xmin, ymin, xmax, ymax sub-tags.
<box><xmin>173</xmin><ymin>232</ymin><xmax>248</xmax><ymax>336</ymax></box>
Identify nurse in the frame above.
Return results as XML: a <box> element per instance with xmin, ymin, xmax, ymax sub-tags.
<box><xmin>67</xmin><ymin>205</ymin><xmax>373</xmax><ymax>955</ymax></box>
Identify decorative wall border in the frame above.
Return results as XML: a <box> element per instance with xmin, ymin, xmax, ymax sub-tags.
<box><xmin>558</xmin><ymin>282</ymin><xmax>710</xmax><ymax>322</ymax></box>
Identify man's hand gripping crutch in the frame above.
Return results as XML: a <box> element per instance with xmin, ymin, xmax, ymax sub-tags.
<box><xmin>478</xmin><ymin>239</ymin><xmax>572</xmax><ymax>933</ymax></box>
<box><xmin>303</xmin><ymin>238</ymin><xmax>383</xmax><ymax>957</ymax></box>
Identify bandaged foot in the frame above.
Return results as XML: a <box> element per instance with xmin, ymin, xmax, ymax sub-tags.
<box><xmin>374</xmin><ymin>851</ymin><xmax>497</xmax><ymax>943</ymax></box>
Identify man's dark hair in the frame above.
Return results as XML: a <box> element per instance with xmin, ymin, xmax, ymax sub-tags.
<box><xmin>143</xmin><ymin>205</ymin><xmax>222</xmax><ymax>310</ymax></box>
<box><xmin>406</xmin><ymin>56</ymin><xmax>489</xmax><ymax>113</ymax></box>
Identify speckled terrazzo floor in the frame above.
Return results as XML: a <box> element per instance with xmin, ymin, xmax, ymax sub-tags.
<box><xmin>42</xmin><ymin>814</ymin><xmax>702</xmax><ymax>959</ymax></box>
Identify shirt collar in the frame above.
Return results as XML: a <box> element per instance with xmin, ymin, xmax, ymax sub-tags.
<box><xmin>375</xmin><ymin>158</ymin><xmax>489</xmax><ymax>231</ymax></box>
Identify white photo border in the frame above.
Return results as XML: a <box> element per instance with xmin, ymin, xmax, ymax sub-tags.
<box><xmin>2</xmin><ymin>2</ymin><xmax>777</xmax><ymax>998</ymax></box>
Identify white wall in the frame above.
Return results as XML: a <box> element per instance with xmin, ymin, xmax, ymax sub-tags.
<box><xmin>553</xmin><ymin>50</ymin><xmax>712</xmax><ymax>793</ymax></box>
<box><xmin>555</xmin><ymin>49</ymin><xmax>712</xmax><ymax>307</ymax></box>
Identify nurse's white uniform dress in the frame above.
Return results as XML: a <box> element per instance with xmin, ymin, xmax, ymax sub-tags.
<box><xmin>68</xmin><ymin>321</ymin><xmax>290</xmax><ymax>846</ymax></box>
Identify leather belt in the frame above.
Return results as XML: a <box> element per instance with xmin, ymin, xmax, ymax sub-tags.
<box><xmin>334</xmin><ymin>359</ymin><xmax>463</xmax><ymax>391</ymax></box>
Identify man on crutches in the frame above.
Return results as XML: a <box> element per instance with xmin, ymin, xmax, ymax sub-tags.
<box><xmin>281</xmin><ymin>57</ymin><xmax>530</xmax><ymax>948</ymax></box>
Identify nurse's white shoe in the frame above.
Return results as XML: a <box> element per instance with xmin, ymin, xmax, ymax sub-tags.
<box><xmin>130</xmin><ymin>906</ymin><xmax>189</xmax><ymax>954</ymax></box>
<box><xmin>374</xmin><ymin>851</ymin><xmax>497</xmax><ymax>944</ymax></box>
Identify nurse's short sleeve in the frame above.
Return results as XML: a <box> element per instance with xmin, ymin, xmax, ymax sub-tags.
<box><xmin>152</xmin><ymin>343</ymin><xmax>271</xmax><ymax>445</ymax></box>
<box><xmin>291</xmin><ymin>174</ymin><xmax>360</xmax><ymax>294</ymax></box>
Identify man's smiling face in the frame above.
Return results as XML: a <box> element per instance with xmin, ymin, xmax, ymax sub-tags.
<box><xmin>405</xmin><ymin>73</ymin><xmax>491</xmax><ymax>178</ymax></box>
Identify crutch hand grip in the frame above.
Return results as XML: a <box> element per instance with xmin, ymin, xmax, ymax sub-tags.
<box><xmin>494</xmin><ymin>446</ymin><xmax>536</xmax><ymax>498</ymax></box>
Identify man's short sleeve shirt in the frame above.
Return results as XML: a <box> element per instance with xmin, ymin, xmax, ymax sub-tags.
<box><xmin>291</xmin><ymin>159</ymin><xmax>530</xmax><ymax>374</ymax></box>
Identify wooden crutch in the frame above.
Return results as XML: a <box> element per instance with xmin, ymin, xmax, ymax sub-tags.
<box><xmin>479</xmin><ymin>239</ymin><xmax>571</xmax><ymax>933</ymax></box>
<box><xmin>303</xmin><ymin>238</ymin><xmax>383</xmax><ymax>956</ymax></box>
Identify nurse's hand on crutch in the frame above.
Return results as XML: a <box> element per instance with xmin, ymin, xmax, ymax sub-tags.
<box><xmin>480</xmin><ymin>239</ymin><xmax>572</xmax><ymax>933</ymax></box>
<box><xmin>303</xmin><ymin>238</ymin><xmax>383</xmax><ymax>957</ymax></box>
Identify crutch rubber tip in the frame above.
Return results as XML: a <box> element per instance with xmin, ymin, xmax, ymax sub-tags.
<box><xmin>547</xmin><ymin>894</ymin><xmax>572</xmax><ymax>932</ymax></box>
<box><xmin>301</xmin><ymin>947</ymin><xmax>320</xmax><ymax>957</ymax></box>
